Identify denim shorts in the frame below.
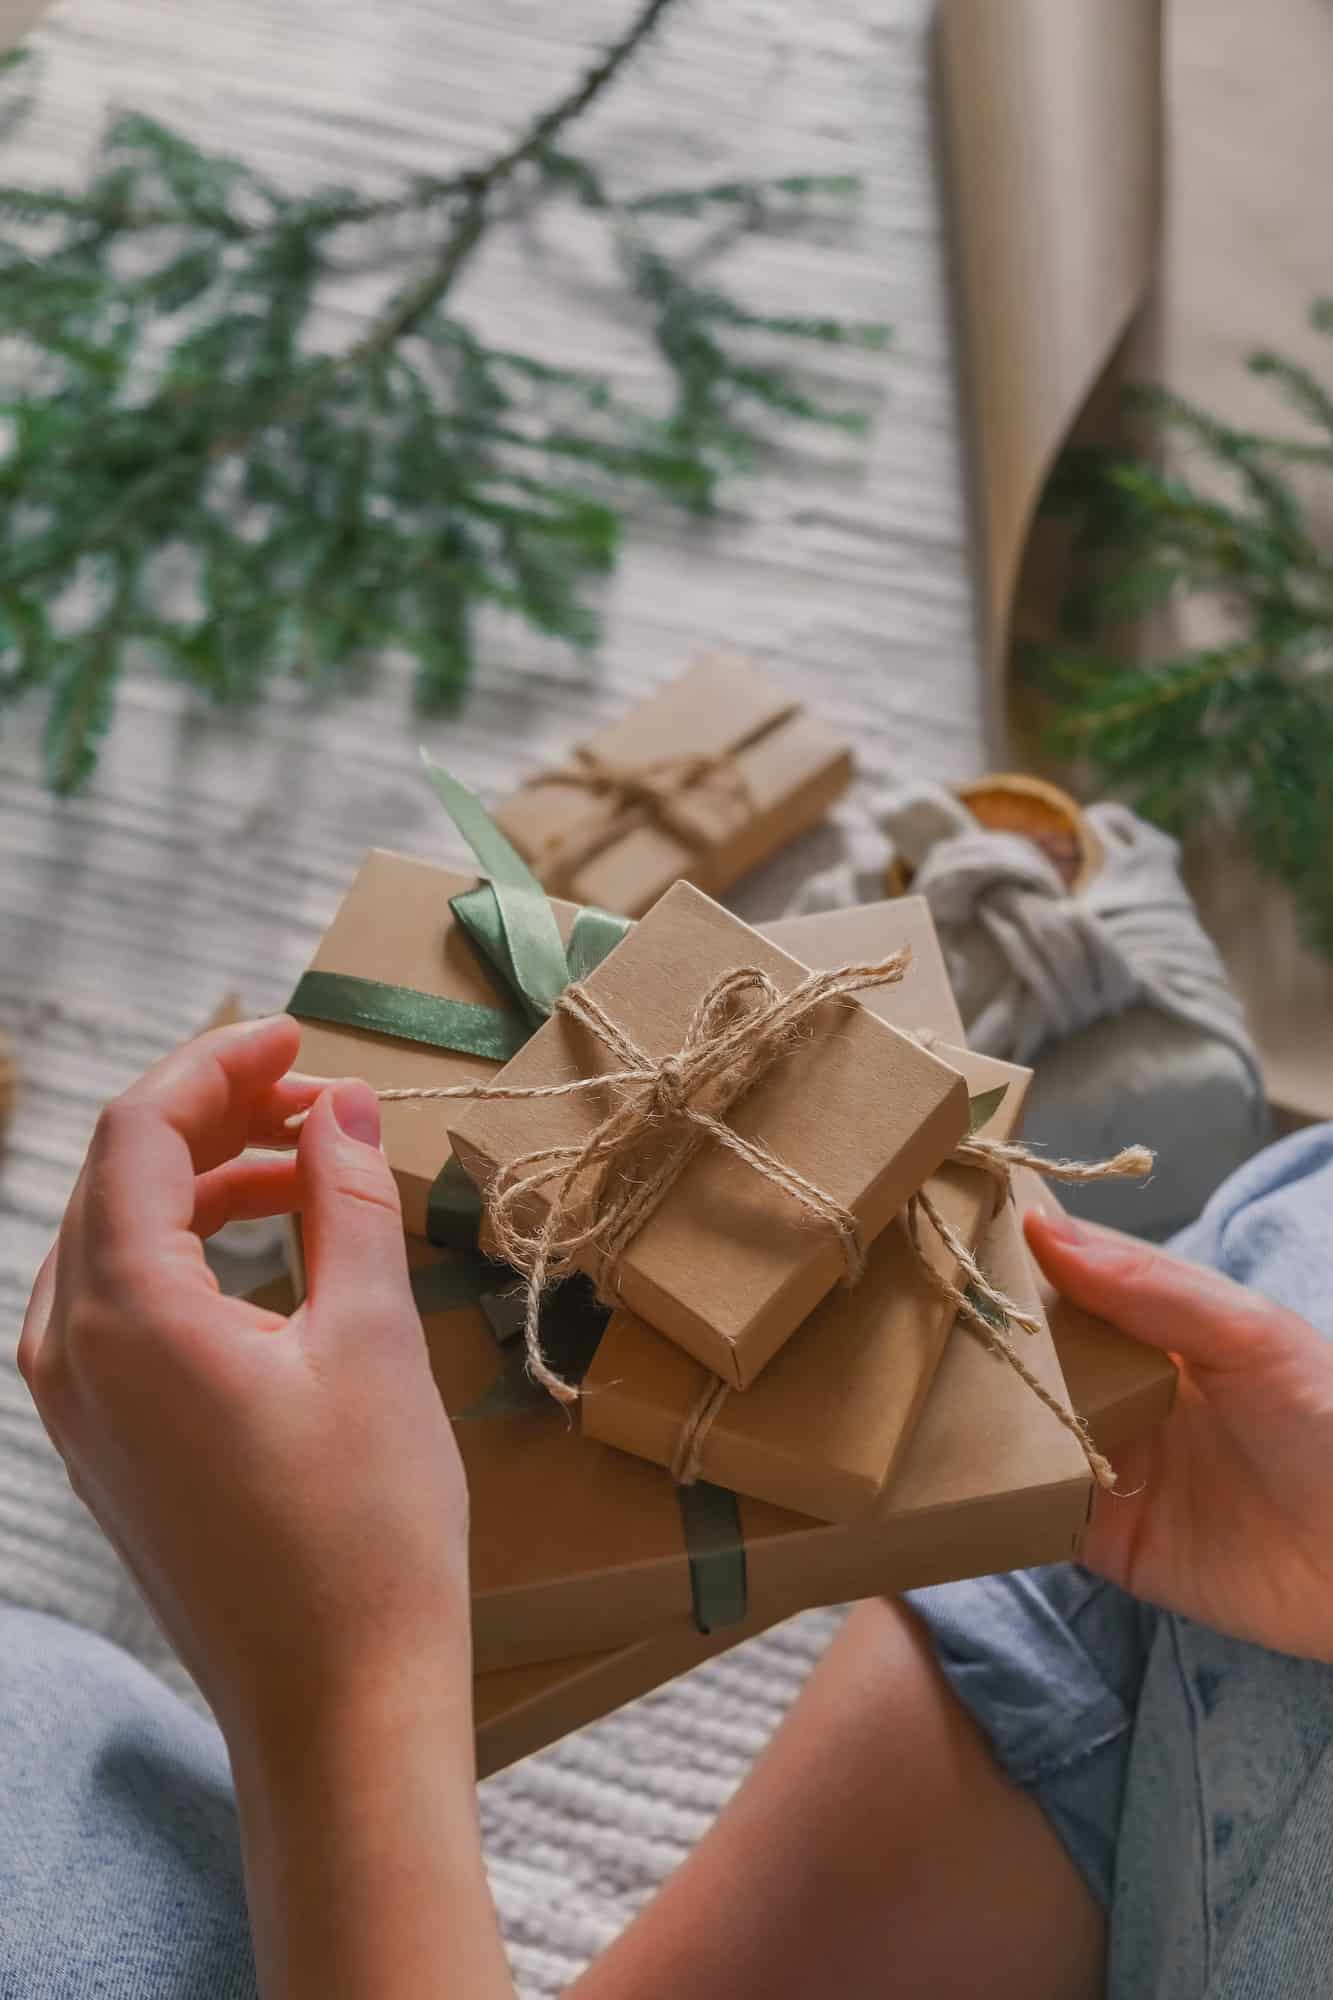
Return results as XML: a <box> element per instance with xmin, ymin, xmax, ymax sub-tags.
<box><xmin>910</xmin><ymin>1124</ymin><xmax>1333</xmax><ymax>1999</ymax></box>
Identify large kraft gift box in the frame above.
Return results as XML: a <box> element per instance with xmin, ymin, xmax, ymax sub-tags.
<box><xmin>448</xmin><ymin>880</ymin><xmax>971</xmax><ymax>1388</ymax></box>
<box><xmin>580</xmin><ymin>1041</ymin><xmax>1031</xmax><ymax>1522</ymax></box>
<box><xmin>259</xmin><ymin>1200</ymin><xmax>1089</xmax><ymax>1676</ymax></box>
<box><xmin>428</xmin><ymin>1195</ymin><xmax>1091</xmax><ymax>1673</ymax></box>
<box><xmin>290</xmin><ymin>851</ymin><xmax>583</xmax><ymax>1239</ymax></box>
<box><xmin>472</xmin><ymin>1187</ymin><xmax>1178</xmax><ymax>1778</ymax></box>
<box><xmin>492</xmin><ymin>653</ymin><xmax>854</xmax><ymax>919</ymax></box>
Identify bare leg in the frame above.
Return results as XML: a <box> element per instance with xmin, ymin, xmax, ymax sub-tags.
<box><xmin>570</xmin><ymin>1598</ymin><xmax>1104</xmax><ymax>2000</ymax></box>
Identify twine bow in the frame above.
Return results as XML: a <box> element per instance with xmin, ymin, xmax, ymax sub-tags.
<box><xmin>360</xmin><ymin>951</ymin><xmax>914</xmax><ymax>1403</ymax></box>
<box><xmin>530</xmin><ymin>744</ymin><xmax>754</xmax><ymax>894</ymax></box>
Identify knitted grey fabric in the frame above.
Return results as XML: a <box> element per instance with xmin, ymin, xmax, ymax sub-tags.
<box><xmin>795</xmin><ymin>784</ymin><xmax>1268</xmax><ymax>1237</ymax></box>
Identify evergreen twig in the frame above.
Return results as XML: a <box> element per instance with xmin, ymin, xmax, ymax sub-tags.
<box><xmin>0</xmin><ymin>8</ymin><xmax>889</xmax><ymax>788</ymax></box>
<box><xmin>1026</xmin><ymin>299</ymin><xmax>1333</xmax><ymax>956</ymax></box>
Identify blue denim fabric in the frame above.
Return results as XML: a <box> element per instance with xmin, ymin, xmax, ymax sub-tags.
<box><xmin>912</xmin><ymin>1123</ymin><xmax>1333</xmax><ymax>1999</ymax></box>
<box><xmin>0</xmin><ymin>1607</ymin><xmax>255</xmax><ymax>1998</ymax></box>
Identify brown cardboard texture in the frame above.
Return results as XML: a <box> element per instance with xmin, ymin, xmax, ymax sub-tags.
<box><xmin>471</xmin><ymin>1205</ymin><xmax>1176</xmax><ymax>1773</ymax></box>
<box><xmin>582</xmin><ymin>1044</ymin><xmax>1033</xmax><ymax>1522</ymax></box>
<box><xmin>473</xmin><ymin>1621</ymin><xmax>764</xmax><ymax>1781</ymax></box>
<box><xmin>461</xmin><ymin>1200</ymin><xmax>1088</xmax><ymax>1670</ymax></box>
<box><xmin>291</xmin><ymin>849</ymin><xmax>583</xmax><ymax>1237</ymax></box>
<box><xmin>763</xmin><ymin>896</ymin><xmax>965</xmax><ymax>1046</ymax></box>
<box><xmin>448</xmin><ymin>881</ymin><xmax>971</xmax><ymax>1387</ymax></box>
<box><xmin>493</xmin><ymin>652</ymin><xmax>853</xmax><ymax>919</ymax></box>
<box><xmin>252</xmin><ymin>1206</ymin><xmax>1090</xmax><ymax>1676</ymax></box>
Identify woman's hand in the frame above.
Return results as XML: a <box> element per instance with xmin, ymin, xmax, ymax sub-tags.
<box><xmin>1026</xmin><ymin>1208</ymin><xmax>1333</xmax><ymax>1664</ymax></box>
<box><xmin>18</xmin><ymin>1014</ymin><xmax>470</xmax><ymax>1753</ymax></box>
<box><xmin>20</xmin><ymin>1013</ymin><xmax>518</xmax><ymax>1997</ymax></box>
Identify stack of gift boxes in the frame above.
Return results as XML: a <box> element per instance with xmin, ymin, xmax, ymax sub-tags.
<box><xmin>266</xmin><ymin>655</ymin><xmax>1175</xmax><ymax>1779</ymax></box>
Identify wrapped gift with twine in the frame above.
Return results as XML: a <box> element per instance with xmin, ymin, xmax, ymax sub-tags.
<box><xmin>447</xmin><ymin>879</ymin><xmax>974</xmax><ymax>1390</ymax></box>
<box><xmin>580</xmin><ymin>1034</ymin><xmax>1037</xmax><ymax>1522</ymax></box>
<box><xmin>288</xmin><ymin>761</ymin><xmax>1149</xmax><ymax>1519</ymax></box>
<box><xmin>493</xmin><ymin>652</ymin><xmax>854</xmax><ymax>918</ymax></box>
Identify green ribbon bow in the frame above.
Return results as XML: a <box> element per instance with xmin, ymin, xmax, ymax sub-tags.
<box><xmin>289</xmin><ymin>755</ymin><xmax>747</xmax><ymax>1636</ymax></box>
<box><xmin>288</xmin><ymin>753</ymin><xmax>633</xmax><ymax>1246</ymax></box>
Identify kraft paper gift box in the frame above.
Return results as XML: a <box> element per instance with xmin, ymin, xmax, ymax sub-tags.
<box><xmin>423</xmin><ymin>1194</ymin><xmax>1092</xmax><ymax>1672</ymax></box>
<box><xmin>289</xmin><ymin>850</ymin><xmax>592</xmax><ymax>1239</ymax></box>
<box><xmin>471</xmin><ymin>1194</ymin><xmax>1177</xmax><ymax>1778</ymax></box>
<box><xmin>580</xmin><ymin>1039</ymin><xmax>1033</xmax><ymax>1523</ymax></box>
<box><xmin>493</xmin><ymin>652</ymin><xmax>854</xmax><ymax>919</ymax></box>
<box><xmin>287</xmin><ymin>827</ymin><xmax>964</xmax><ymax>1266</ymax></box>
<box><xmin>448</xmin><ymin>880</ymin><xmax>972</xmax><ymax>1388</ymax></box>
<box><xmin>258</xmin><ymin>1199</ymin><xmax>1090</xmax><ymax>1675</ymax></box>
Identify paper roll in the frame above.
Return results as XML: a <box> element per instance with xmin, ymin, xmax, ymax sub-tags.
<box><xmin>942</xmin><ymin>0</ymin><xmax>1333</xmax><ymax>1118</ymax></box>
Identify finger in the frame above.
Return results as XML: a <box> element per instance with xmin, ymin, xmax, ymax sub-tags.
<box><xmin>124</xmin><ymin>1015</ymin><xmax>304</xmax><ymax>1173</ymax></box>
<box><xmin>1023</xmin><ymin>1209</ymin><xmax>1320</xmax><ymax>1374</ymax></box>
<box><xmin>80</xmin><ymin>1017</ymin><xmax>303</xmax><ymax>1270</ymax></box>
<box><xmin>245</xmin><ymin>1073</ymin><xmax>330</xmax><ymax>1149</ymax></box>
<box><xmin>296</xmin><ymin>1081</ymin><xmax>416</xmax><ymax>1339</ymax></box>
<box><xmin>192</xmin><ymin>1154</ymin><xmax>300</xmax><ymax>1239</ymax></box>
<box><xmin>17</xmin><ymin>1242</ymin><xmax>58</xmax><ymax>1387</ymax></box>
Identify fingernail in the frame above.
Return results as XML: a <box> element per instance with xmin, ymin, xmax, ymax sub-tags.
<box><xmin>1034</xmin><ymin>1208</ymin><xmax>1090</xmax><ymax>1246</ymax></box>
<box><xmin>331</xmin><ymin>1079</ymin><xmax>381</xmax><ymax>1147</ymax></box>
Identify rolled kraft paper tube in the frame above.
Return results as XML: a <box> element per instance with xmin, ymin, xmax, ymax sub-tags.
<box><xmin>0</xmin><ymin>3</ymin><xmax>51</xmax><ymax>51</ymax></box>
<box><xmin>941</xmin><ymin>0</ymin><xmax>1333</xmax><ymax>1119</ymax></box>
<box><xmin>939</xmin><ymin>0</ymin><xmax>1163</xmax><ymax>700</ymax></box>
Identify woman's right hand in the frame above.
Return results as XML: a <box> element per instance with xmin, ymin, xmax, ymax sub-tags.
<box><xmin>1026</xmin><ymin>1208</ymin><xmax>1333</xmax><ymax>1664</ymax></box>
<box><xmin>18</xmin><ymin>1014</ymin><xmax>471</xmax><ymax>1756</ymax></box>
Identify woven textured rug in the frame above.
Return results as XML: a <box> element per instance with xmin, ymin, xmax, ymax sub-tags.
<box><xmin>0</xmin><ymin>2</ymin><xmax>977</xmax><ymax>1988</ymax></box>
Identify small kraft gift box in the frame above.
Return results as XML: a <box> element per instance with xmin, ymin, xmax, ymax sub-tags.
<box><xmin>493</xmin><ymin>652</ymin><xmax>854</xmax><ymax>919</ymax></box>
<box><xmin>446</xmin><ymin>878</ymin><xmax>972</xmax><ymax>1389</ymax></box>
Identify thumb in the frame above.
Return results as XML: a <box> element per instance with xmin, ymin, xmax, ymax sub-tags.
<box><xmin>297</xmin><ymin>1080</ymin><xmax>415</xmax><ymax>1330</ymax></box>
<box><xmin>1024</xmin><ymin>1209</ymin><xmax>1319</xmax><ymax>1376</ymax></box>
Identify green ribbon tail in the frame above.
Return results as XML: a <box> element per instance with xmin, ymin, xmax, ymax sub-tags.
<box><xmin>451</xmin><ymin>885</ymin><xmax>631</xmax><ymax>1026</ymax></box>
<box><xmin>676</xmin><ymin>1481</ymin><xmax>748</xmax><ymax>1635</ymax></box>
<box><xmin>421</xmin><ymin>753</ymin><xmax>570</xmax><ymax>1020</ymax></box>
<box><xmin>288</xmin><ymin>970</ymin><xmax>526</xmax><ymax>1063</ymax></box>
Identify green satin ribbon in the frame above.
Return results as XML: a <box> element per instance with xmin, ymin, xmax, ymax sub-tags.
<box><xmin>450</xmin><ymin>882</ymin><xmax>630</xmax><ymax>1031</ymax></box>
<box><xmin>676</xmin><ymin>1482</ymin><xmax>748</xmax><ymax>1634</ymax></box>
<box><xmin>287</xmin><ymin>970</ymin><xmax>529</xmax><ymax>1063</ymax></box>
<box><xmin>288</xmin><ymin>763</ymin><xmax>630</xmax><ymax>1247</ymax></box>
<box><xmin>420</xmin><ymin>753</ymin><xmax>570</xmax><ymax>1021</ymax></box>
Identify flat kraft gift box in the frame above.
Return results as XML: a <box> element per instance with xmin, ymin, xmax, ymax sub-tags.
<box><xmin>448</xmin><ymin>880</ymin><xmax>971</xmax><ymax>1388</ymax></box>
<box><xmin>493</xmin><ymin>652</ymin><xmax>854</xmax><ymax>919</ymax></box>
<box><xmin>416</xmin><ymin>1195</ymin><xmax>1088</xmax><ymax>1672</ymax></box>
<box><xmin>581</xmin><ymin>1040</ymin><xmax>1032</xmax><ymax>1523</ymax></box>
<box><xmin>471</xmin><ymin>1199</ymin><xmax>1176</xmax><ymax>1777</ymax></box>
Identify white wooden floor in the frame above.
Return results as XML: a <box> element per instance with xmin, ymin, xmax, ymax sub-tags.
<box><xmin>0</xmin><ymin>4</ymin><xmax>985</xmax><ymax>1986</ymax></box>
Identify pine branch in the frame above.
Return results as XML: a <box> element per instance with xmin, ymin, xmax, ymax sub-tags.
<box><xmin>0</xmin><ymin>3</ymin><xmax>890</xmax><ymax>786</ymax></box>
<box><xmin>1028</xmin><ymin>299</ymin><xmax>1333</xmax><ymax>955</ymax></box>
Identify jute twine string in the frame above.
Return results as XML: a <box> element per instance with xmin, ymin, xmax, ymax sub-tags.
<box><xmin>530</xmin><ymin>744</ymin><xmax>754</xmax><ymax>893</ymax></box>
<box><xmin>361</xmin><ymin>952</ymin><xmax>914</xmax><ymax>1403</ymax></box>
<box><xmin>669</xmin><ymin>1137</ymin><xmax>1153</xmax><ymax>1493</ymax></box>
